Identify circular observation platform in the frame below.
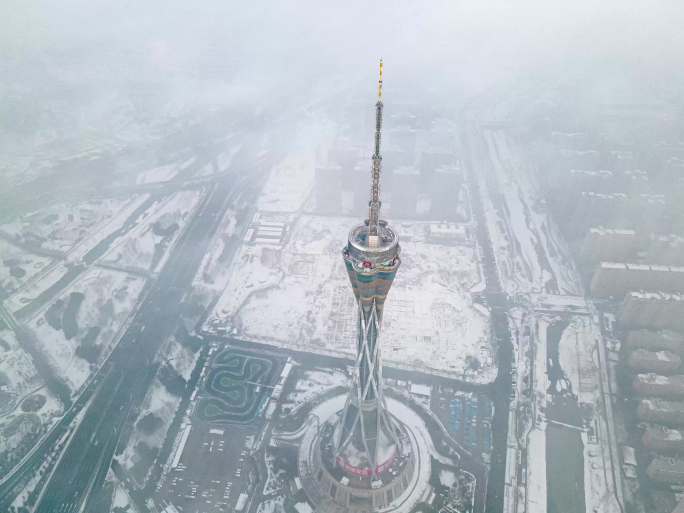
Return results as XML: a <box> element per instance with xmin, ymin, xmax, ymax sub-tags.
<box><xmin>346</xmin><ymin>220</ymin><xmax>400</xmax><ymax>266</ymax></box>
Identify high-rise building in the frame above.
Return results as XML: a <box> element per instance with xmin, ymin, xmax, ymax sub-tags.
<box><xmin>306</xmin><ymin>60</ymin><xmax>416</xmax><ymax>511</ymax></box>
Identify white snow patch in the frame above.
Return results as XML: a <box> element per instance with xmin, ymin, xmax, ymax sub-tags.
<box><xmin>102</xmin><ymin>190</ymin><xmax>202</xmax><ymax>273</ymax></box>
<box><xmin>28</xmin><ymin>267</ymin><xmax>146</xmax><ymax>393</ymax></box>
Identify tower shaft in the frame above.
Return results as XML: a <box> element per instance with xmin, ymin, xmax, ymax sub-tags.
<box><xmin>335</xmin><ymin>59</ymin><xmax>402</xmax><ymax>480</ymax></box>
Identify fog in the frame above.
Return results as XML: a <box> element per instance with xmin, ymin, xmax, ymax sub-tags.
<box><xmin>2</xmin><ymin>1</ymin><xmax>683</xmax><ymax>153</ymax></box>
<box><xmin>2</xmin><ymin>3</ymin><xmax>684</xmax><ymax>513</ymax></box>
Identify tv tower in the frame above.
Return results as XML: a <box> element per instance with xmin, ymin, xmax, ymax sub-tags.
<box><xmin>303</xmin><ymin>60</ymin><xmax>416</xmax><ymax>511</ymax></box>
<box><xmin>335</xmin><ymin>58</ymin><xmax>403</xmax><ymax>475</ymax></box>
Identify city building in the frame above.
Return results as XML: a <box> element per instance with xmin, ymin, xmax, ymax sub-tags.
<box><xmin>625</xmin><ymin>330</ymin><xmax>684</xmax><ymax>355</ymax></box>
<box><xmin>642</xmin><ymin>425</ymin><xmax>684</xmax><ymax>453</ymax></box>
<box><xmin>644</xmin><ymin>234</ymin><xmax>684</xmax><ymax>266</ymax></box>
<box><xmin>590</xmin><ymin>262</ymin><xmax>684</xmax><ymax>298</ymax></box>
<box><xmin>633</xmin><ymin>373</ymin><xmax>684</xmax><ymax>399</ymax></box>
<box><xmin>580</xmin><ymin>227</ymin><xmax>639</xmax><ymax>263</ymax></box>
<box><xmin>646</xmin><ymin>456</ymin><xmax>684</xmax><ymax>485</ymax></box>
<box><xmin>619</xmin><ymin>292</ymin><xmax>684</xmax><ymax>331</ymax></box>
<box><xmin>627</xmin><ymin>349</ymin><xmax>682</xmax><ymax>375</ymax></box>
<box><xmin>637</xmin><ymin>399</ymin><xmax>684</xmax><ymax>427</ymax></box>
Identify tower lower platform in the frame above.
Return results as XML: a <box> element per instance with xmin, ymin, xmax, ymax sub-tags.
<box><xmin>298</xmin><ymin>394</ymin><xmax>431</xmax><ymax>513</ymax></box>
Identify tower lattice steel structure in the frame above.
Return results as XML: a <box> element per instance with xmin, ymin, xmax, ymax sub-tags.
<box><xmin>335</xmin><ymin>59</ymin><xmax>404</xmax><ymax>479</ymax></box>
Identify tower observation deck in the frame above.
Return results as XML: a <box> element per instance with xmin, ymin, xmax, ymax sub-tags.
<box><xmin>305</xmin><ymin>60</ymin><xmax>416</xmax><ymax>511</ymax></box>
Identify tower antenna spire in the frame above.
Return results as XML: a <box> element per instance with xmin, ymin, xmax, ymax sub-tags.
<box><xmin>368</xmin><ymin>59</ymin><xmax>384</xmax><ymax>242</ymax></box>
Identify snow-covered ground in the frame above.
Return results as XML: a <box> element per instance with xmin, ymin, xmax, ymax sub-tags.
<box><xmin>135</xmin><ymin>164</ymin><xmax>178</xmax><ymax>185</ymax></box>
<box><xmin>192</xmin><ymin>208</ymin><xmax>238</xmax><ymax>296</ymax></box>
<box><xmin>0</xmin><ymin>239</ymin><xmax>52</xmax><ymax>295</ymax></box>
<box><xmin>206</xmin><ymin>214</ymin><xmax>493</xmax><ymax>381</ymax></box>
<box><xmin>0</xmin><ymin>328</ymin><xmax>42</xmax><ymax>407</ymax></box>
<box><xmin>480</xmin><ymin>129</ymin><xmax>582</xmax><ymax>296</ymax></box>
<box><xmin>28</xmin><ymin>268</ymin><xmax>146</xmax><ymax>393</ymax></box>
<box><xmin>120</xmin><ymin>376</ymin><xmax>182</xmax><ymax>485</ymax></box>
<box><xmin>109</xmin><ymin>480</ymin><xmax>138</xmax><ymax>513</ymax></box>
<box><xmin>281</xmin><ymin>368</ymin><xmax>349</xmax><ymax>414</ymax></box>
<box><xmin>0</xmin><ymin>197</ymin><xmax>135</xmax><ymax>254</ymax></box>
<box><xmin>4</xmin><ymin>261</ymin><xmax>72</xmax><ymax>314</ymax></box>
<box><xmin>257</xmin><ymin>495</ymin><xmax>286</xmax><ymax>513</ymax></box>
<box><xmin>0</xmin><ymin>327</ymin><xmax>63</xmax><ymax>464</ymax></box>
<box><xmin>525</xmin><ymin>428</ymin><xmax>547</xmax><ymax>513</ymax></box>
<box><xmin>524</xmin><ymin>314</ymin><xmax>550</xmax><ymax>513</ymax></box>
<box><xmin>165</xmin><ymin>336</ymin><xmax>200</xmax><ymax>382</ymax></box>
<box><xmin>3</xmin><ymin>194</ymin><xmax>149</xmax><ymax>314</ymax></box>
<box><xmin>102</xmin><ymin>189</ymin><xmax>203</xmax><ymax>274</ymax></box>
<box><xmin>66</xmin><ymin>194</ymin><xmax>150</xmax><ymax>263</ymax></box>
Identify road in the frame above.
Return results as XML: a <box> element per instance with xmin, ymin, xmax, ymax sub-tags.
<box><xmin>30</xmin><ymin>173</ymin><xmax>238</xmax><ymax>513</ymax></box>
<box><xmin>461</xmin><ymin>119</ymin><xmax>514</xmax><ymax>513</ymax></box>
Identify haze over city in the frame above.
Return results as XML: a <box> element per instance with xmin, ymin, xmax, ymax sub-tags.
<box><xmin>1</xmin><ymin>2</ymin><xmax>684</xmax><ymax>513</ymax></box>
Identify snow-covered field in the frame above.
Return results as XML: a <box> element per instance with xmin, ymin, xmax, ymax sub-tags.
<box><xmin>120</xmin><ymin>376</ymin><xmax>182</xmax><ymax>485</ymax></box>
<box><xmin>135</xmin><ymin>164</ymin><xmax>178</xmax><ymax>185</ymax></box>
<box><xmin>281</xmin><ymin>368</ymin><xmax>349</xmax><ymax>413</ymax></box>
<box><xmin>192</xmin><ymin>208</ymin><xmax>238</xmax><ymax>296</ymax></box>
<box><xmin>66</xmin><ymin>194</ymin><xmax>150</xmax><ymax>263</ymax></box>
<box><xmin>165</xmin><ymin>336</ymin><xmax>200</xmax><ymax>382</ymax></box>
<box><xmin>3</xmin><ymin>194</ymin><xmax>149</xmax><ymax>313</ymax></box>
<box><xmin>0</xmin><ymin>327</ymin><xmax>63</xmax><ymax>463</ymax></box>
<box><xmin>102</xmin><ymin>189</ymin><xmax>203</xmax><ymax>274</ymax></box>
<box><xmin>0</xmin><ymin>239</ymin><xmax>52</xmax><ymax>295</ymax></box>
<box><xmin>0</xmin><ymin>197</ymin><xmax>135</xmax><ymax>254</ymax></box>
<box><xmin>0</xmin><ymin>328</ymin><xmax>42</xmax><ymax>406</ymax></box>
<box><xmin>4</xmin><ymin>261</ymin><xmax>72</xmax><ymax>314</ymax></box>
<box><xmin>206</xmin><ymin>213</ymin><xmax>493</xmax><ymax>381</ymax></box>
<box><xmin>28</xmin><ymin>268</ymin><xmax>146</xmax><ymax>393</ymax></box>
<box><xmin>480</xmin><ymin>129</ymin><xmax>582</xmax><ymax>296</ymax></box>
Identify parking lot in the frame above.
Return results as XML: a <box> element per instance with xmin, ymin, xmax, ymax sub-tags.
<box><xmin>160</xmin><ymin>423</ymin><xmax>257</xmax><ymax>513</ymax></box>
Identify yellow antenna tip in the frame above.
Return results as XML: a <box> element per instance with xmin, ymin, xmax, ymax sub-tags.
<box><xmin>378</xmin><ymin>59</ymin><xmax>384</xmax><ymax>100</ymax></box>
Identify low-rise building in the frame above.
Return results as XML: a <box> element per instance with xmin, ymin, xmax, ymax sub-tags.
<box><xmin>624</xmin><ymin>330</ymin><xmax>684</xmax><ymax>354</ymax></box>
<box><xmin>580</xmin><ymin>227</ymin><xmax>639</xmax><ymax>263</ymax></box>
<box><xmin>638</xmin><ymin>399</ymin><xmax>684</xmax><ymax>427</ymax></box>
<box><xmin>627</xmin><ymin>349</ymin><xmax>682</xmax><ymax>374</ymax></box>
<box><xmin>647</xmin><ymin>456</ymin><xmax>684</xmax><ymax>484</ymax></box>
<box><xmin>643</xmin><ymin>425</ymin><xmax>684</xmax><ymax>453</ymax></box>
<box><xmin>619</xmin><ymin>292</ymin><xmax>684</xmax><ymax>331</ymax></box>
<box><xmin>590</xmin><ymin>262</ymin><xmax>684</xmax><ymax>298</ymax></box>
<box><xmin>633</xmin><ymin>374</ymin><xmax>684</xmax><ymax>399</ymax></box>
